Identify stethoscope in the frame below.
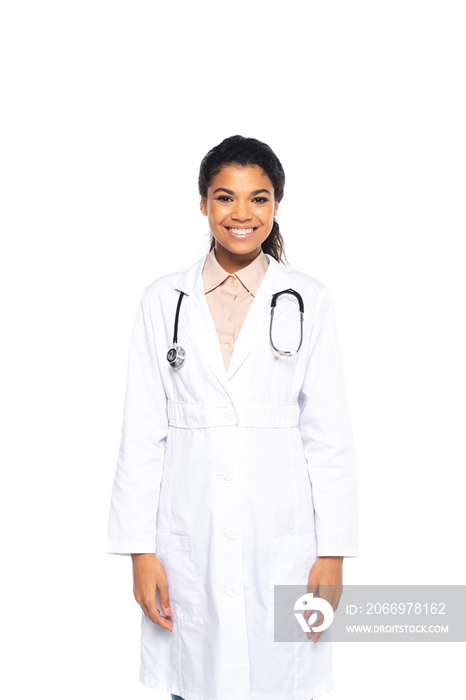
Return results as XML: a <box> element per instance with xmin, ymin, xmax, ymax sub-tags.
<box><xmin>167</xmin><ymin>289</ymin><xmax>304</xmax><ymax>370</ymax></box>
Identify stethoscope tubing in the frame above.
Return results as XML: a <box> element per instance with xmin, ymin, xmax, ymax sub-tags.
<box><xmin>167</xmin><ymin>288</ymin><xmax>304</xmax><ymax>369</ymax></box>
<box><xmin>269</xmin><ymin>289</ymin><xmax>304</xmax><ymax>356</ymax></box>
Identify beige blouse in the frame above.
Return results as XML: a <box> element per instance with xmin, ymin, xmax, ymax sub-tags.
<box><xmin>202</xmin><ymin>247</ymin><xmax>269</xmax><ymax>371</ymax></box>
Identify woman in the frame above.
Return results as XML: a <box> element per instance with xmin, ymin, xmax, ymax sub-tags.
<box><xmin>106</xmin><ymin>135</ymin><xmax>359</xmax><ymax>700</ymax></box>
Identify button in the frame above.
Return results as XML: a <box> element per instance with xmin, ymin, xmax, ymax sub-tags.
<box><xmin>222</xmin><ymin>468</ymin><xmax>234</xmax><ymax>481</ymax></box>
<box><xmin>225</xmin><ymin>407</ymin><xmax>235</xmax><ymax>420</ymax></box>
<box><xmin>225</xmin><ymin>527</ymin><xmax>238</xmax><ymax>540</ymax></box>
<box><xmin>225</xmin><ymin>343</ymin><xmax>231</xmax><ymax>350</ymax></box>
<box><xmin>226</xmin><ymin>585</ymin><xmax>238</xmax><ymax>597</ymax></box>
<box><xmin>227</xmin><ymin>315</ymin><xmax>233</xmax><ymax>322</ymax></box>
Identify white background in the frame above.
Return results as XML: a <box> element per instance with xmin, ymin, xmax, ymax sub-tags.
<box><xmin>1</xmin><ymin>1</ymin><xmax>465</xmax><ymax>698</ymax></box>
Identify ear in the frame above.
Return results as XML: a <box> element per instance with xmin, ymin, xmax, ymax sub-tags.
<box><xmin>200</xmin><ymin>197</ymin><xmax>207</xmax><ymax>217</ymax></box>
<box><xmin>273</xmin><ymin>200</ymin><xmax>279</xmax><ymax>217</ymax></box>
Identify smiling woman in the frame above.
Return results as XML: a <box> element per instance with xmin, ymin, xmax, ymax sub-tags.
<box><xmin>200</xmin><ymin>164</ymin><xmax>279</xmax><ymax>270</ymax></box>
<box><xmin>106</xmin><ymin>134</ymin><xmax>359</xmax><ymax>700</ymax></box>
<box><xmin>199</xmin><ymin>134</ymin><xmax>287</xmax><ymax>272</ymax></box>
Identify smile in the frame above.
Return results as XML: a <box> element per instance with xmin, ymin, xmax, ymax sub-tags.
<box><xmin>225</xmin><ymin>226</ymin><xmax>257</xmax><ymax>239</ymax></box>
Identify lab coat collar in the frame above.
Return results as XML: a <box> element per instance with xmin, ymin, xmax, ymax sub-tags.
<box><xmin>202</xmin><ymin>246</ymin><xmax>269</xmax><ymax>296</ymax></box>
<box><xmin>169</xmin><ymin>252</ymin><xmax>293</xmax><ymax>395</ymax></box>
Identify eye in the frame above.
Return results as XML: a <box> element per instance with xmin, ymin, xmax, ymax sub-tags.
<box><xmin>252</xmin><ymin>197</ymin><xmax>269</xmax><ymax>203</ymax></box>
<box><xmin>216</xmin><ymin>195</ymin><xmax>233</xmax><ymax>202</ymax></box>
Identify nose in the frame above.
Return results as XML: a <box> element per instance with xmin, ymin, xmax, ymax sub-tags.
<box><xmin>232</xmin><ymin>199</ymin><xmax>252</xmax><ymax>221</ymax></box>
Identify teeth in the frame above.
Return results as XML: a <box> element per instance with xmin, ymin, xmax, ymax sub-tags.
<box><xmin>228</xmin><ymin>228</ymin><xmax>255</xmax><ymax>235</ymax></box>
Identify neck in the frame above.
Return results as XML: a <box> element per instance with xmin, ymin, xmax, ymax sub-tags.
<box><xmin>213</xmin><ymin>244</ymin><xmax>262</xmax><ymax>274</ymax></box>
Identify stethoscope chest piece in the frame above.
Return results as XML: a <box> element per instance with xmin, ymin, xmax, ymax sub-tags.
<box><xmin>167</xmin><ymin>344</ymin><xmax>186</xmax><ymax>370</ymax></box>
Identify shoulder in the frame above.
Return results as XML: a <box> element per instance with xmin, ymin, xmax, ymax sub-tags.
<box><xmin>277</xmin><ymin>261</ymin><xmax>330</xmax><ymax>307</ymax></box>
<box><xmin>144</xmin><ymin>270</ymin><xmax>182</xmax><ymax>296</ymax></box>
<box><xmin>142</xmin><ymin>256</ymin><xmax>204</xmax><ymax>303</ymax></box>
<box><xmin>274</xmin><ymin>261</ymin><xmax>338</xmax><ymax>330</ymax></box>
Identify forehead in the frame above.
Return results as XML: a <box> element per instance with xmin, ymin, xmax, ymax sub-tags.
<box><xmin>208</xmin><ymin>164</ymin><xmax>273</xmax><ymax>192</ymax></box>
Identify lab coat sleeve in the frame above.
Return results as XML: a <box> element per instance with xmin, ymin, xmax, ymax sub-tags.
<box><xmin>106</xmin><ymin>287</ymin><xmax>168</xmax><ymax>556</ymax></box>
<box><xmin>298</xmin><ymin>285</ymin><xmax>359</xmax><ymax>557</ymax></box>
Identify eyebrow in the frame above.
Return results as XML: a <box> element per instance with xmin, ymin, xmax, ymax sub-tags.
<box><xmin>212</xmin><ymin>187</ymin><xmax>272</xmax><ymax>196</ymax></box>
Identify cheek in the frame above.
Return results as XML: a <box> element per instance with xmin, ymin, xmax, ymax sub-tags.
<box><xmin>210</xmin><ymin>203</ymin><xmax>229</xmax><ymax>222</ymax></box>
<box><xmin>264</xmin><ymin>204</ymin><xmax>277</xmax><ymax>221</ymax></box>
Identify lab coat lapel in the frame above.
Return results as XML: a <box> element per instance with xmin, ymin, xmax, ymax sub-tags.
<box><xmin>172</xmin><ymin>255</ymin><xmax>229</xmax><ymax>397</ymax></box>
<box><xmin>170</xmin><ymin>253</ymin><xmax>292</xmax><ymax>394</ymax></box>
<box><xmin>225</xmin><ymin>255</ymin><xmax>290</xmax><ymax>381</ymax></box>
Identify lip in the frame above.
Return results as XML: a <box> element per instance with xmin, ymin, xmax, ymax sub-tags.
<box><xmin>224</xmin><ymin>225</ymin><xmax>258</xmax><ymax>240</ymax></box>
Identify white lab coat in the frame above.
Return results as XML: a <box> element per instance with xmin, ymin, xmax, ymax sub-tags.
<box><xmin>106</xmin><ymin>252</ymin><xmax>359</xmax><ymax>700</ymax></box>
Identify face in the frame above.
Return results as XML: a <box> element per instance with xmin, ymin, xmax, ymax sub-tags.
<box><xmin>200</xmin><ymin>164</ymin><xmax>279</xmax><ymax>272</ymax></box>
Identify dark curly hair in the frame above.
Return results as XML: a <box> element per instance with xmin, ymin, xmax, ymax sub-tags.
<box><xmin>198</xmin><ymin>135</ymin><xmax>288</xmax><ymax>265</ymax></box>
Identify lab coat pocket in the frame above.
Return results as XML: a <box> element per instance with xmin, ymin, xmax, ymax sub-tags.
<box><xmin>267</xmin><ymin>532</ymin><xmax>317</xmax><ymax>632</ymax></box>
<box><xmin>155</xmin><ymin>531</ymin><xmax>204</xmax><ymax>626</ymax></box>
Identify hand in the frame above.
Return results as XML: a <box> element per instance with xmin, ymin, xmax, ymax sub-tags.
<box><xmin>131</xmin><ymin>553</ymin><xmax>173</xmax><ymax>631</ymax></box>
<box><xmin>304</xmin><ymin>556</ymin><xmax>343</xmax><ymax>644</ymax></box>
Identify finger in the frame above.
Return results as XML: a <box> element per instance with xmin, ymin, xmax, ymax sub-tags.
<box><xmin>319</xmin><ymin>584</ymin><xmax>342</xmax><ymax>610</ymax></box>
<box><xmin>137</xmin><ymin>588</ymin><xmax>173</xmax><ymax>631</ymax></box>
<box><xmin>144</xmin><ymin>600</ymin><xmax>174</xmax><ymax>631</ymax></box>
<box><xmin>306</xmin><ymin>608</ymin><xmax>328</xmax><ymax>641</ymax></box>
<box><xmin>306</xmin><ymin>609</ymin><xmax>326</xmax><ymax>631</ymax></box>
<box><xmin>306</xmin><ymin>625</ymin><xmax>324</xmax><ymax>642</ymax></box>
<box><xmin>157</xmin><ymin>579</ymin><xmax>172</xmax><ymax>618</ymax></box>
<box><xmin>326</xmin><ymin>591</ymin><xmax>342</xmax><ymax>612</ymax></box>
<box><xmin>306</xmin><ymin>628</ymin><xmax>323</xmax><ymax>641</ymax></box>
<box><xmin>304</xmin><ymin>586</ymin><xmax>319</xmax><ymax>619</ymax></box>
<box><xmin>304</xmin><ymin>606</ymin><xmax>319</xmax><ymax>619</ymax></box>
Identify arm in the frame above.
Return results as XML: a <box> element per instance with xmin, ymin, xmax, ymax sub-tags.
<box><xmin>106</xmin><ymin>288</ymin><xmax>174</xmax><ymax>630</ymax></box>
<box><xmin>106</xmin><ymin>286</ymin><xmax>169</xmax><ymax>555</ymax></box>
<box><xmin>298</xmin><ymin>285</ymin><xmax>359</xmax><ymax>558</ymax></box>
<box><xmin>298</xmin><ymin>286</ymin><xmax>359</xmax><ymax>641</ymax></box>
